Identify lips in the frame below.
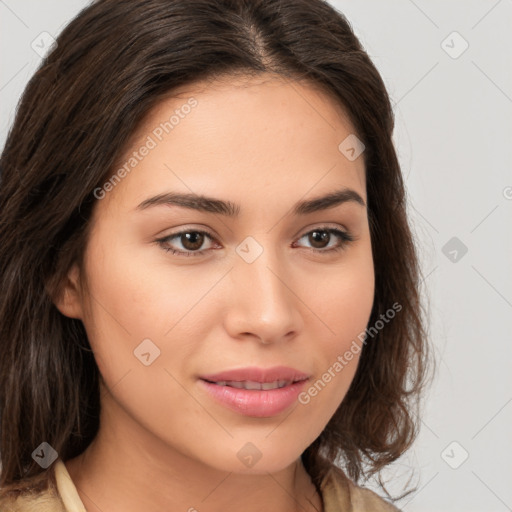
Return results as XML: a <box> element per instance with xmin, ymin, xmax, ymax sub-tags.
<box><xmin>200</xmin><ymin>365</ymin><xmax>310</xmax><ymax>384</ymax></box>
<box><xmin>211</xmin><ymin>380</ymin><xmax>291</xmax><ymax>390</ymax></box>
<box><xmin>198</xmin><ymin>366</ymin><xmax>310</xmax><ymax>417</ymax></box>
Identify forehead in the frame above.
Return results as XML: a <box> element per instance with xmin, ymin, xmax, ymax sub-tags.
<box><xmin>101</xmin><ymin>74</ymin><xmax>366</xmax><ymax>213</ymax></box>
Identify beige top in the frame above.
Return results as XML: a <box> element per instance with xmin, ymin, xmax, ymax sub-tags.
<box><xmin>0</xmin><ymin>459</ymin><xmax>400</xmax><ymax>511</ymax></box>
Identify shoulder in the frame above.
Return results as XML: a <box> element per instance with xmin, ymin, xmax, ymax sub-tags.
<box><xmin>0</xmin><ymin>487</ymin><xmax>66</xmax><ymax>512</ymax></box>
<box><xmin>320</xmin><ymin>464</ymin><xmax>401</xmax><ymax>512</ymax></box>
<box><xmin>0</xmin><ymin>464</ymin><xmax>67</xmax><ymax>512</ymax></box>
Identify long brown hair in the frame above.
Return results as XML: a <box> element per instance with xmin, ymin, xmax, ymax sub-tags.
<box><xmin>0</xmin><ymin>0</ymin><xmax>432</xmax><ymax>501</ymax></box>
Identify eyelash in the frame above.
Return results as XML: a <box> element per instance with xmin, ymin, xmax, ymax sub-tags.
<box><xmin>155</xmin><ymin>226</ymin><xmax>355</xmax><ymax>258</ymax></box>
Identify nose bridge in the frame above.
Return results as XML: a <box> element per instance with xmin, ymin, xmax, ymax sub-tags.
<box><xmin>227</xmin><ymin>234</ymin><xmax>301</xmax><ymax>340</ymax></box>
<box><xmin>236</xmin><ymin>236</ymin><xmax>289</xmax><ymax>307</ymax></box>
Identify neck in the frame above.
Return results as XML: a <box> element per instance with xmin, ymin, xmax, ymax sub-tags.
<box><xmin>65</xmin><ymin>392</ymin><xmax>323</xmax><ymax>512</ymax></box>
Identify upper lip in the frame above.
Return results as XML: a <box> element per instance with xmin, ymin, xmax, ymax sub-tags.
<box><xmin>200</xmin><ymin>366</ymin><xmax>310</xmax><ymax>384</ymax></box>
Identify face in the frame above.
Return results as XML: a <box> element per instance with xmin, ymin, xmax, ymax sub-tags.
<box><xmin>58</xmin><ymin>74</ymin><xmax>375</xmax><ymax>474</ymax></box>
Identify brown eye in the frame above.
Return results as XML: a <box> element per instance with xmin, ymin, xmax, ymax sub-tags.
<box><xmin>180</xmin><ymin>231</ymin><xmax>206</xmax><ymax>251</ymax></box>
<box><xmin>295</xmin><ymin>227</ymin><xmax>355</xmax><ymax>253</ymax></box>
<box><xmin>156</xmin><ymin>226</ymin><xmax>354</xmax><ymax>258</ymax></box>
<box><xmin>308</xmin><ymin>230</ymin><xmax>331</xmax><ymax>249</ymax></box>
<box><xmin>156</xmin><ymin>229</ymin><xmax>216</xmax><ymax>257</ymax></box>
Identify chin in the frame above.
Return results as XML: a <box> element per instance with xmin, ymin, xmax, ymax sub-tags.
<box><xmin>200</xmin><ymin>440</ymin><xmax>305</xmax><ymax>475</ymax></box>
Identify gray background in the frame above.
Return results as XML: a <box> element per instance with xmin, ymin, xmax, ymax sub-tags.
<box><xmin>1</xmin><ymin>1</ymin><xmax>511</xmax><ymax>510</ymax></box>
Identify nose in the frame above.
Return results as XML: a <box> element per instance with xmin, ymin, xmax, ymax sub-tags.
<box><xmin>223</xmin><ymin>242</ymin><xmax>304</xmax><ymax>345</ymax></box>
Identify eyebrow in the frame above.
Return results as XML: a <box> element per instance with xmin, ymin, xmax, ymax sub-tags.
<box><xmin>135</xmin><ymin>187</ymin><xmax>366</xmax><ymax>216</ymax></box>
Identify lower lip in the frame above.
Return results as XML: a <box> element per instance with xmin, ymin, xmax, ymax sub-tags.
<box><xmin>199</xmin><ymin>379</ymin><xmax>309</xmax><ymax>417</ymax></box>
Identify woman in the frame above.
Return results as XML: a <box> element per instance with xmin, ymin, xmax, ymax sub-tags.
<box><xmin>0</xmin><ymin>0</ymin><xmax>431</xmax><ymax>510</ymax></box>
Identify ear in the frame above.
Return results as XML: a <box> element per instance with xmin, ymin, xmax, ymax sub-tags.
<box><xmin>52</xmin><ymin>263</ymin><xmax>84</xmax><ymax>320</ymax></box>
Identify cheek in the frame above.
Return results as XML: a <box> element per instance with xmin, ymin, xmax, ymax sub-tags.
<box><xmin>313</xmin><ymin>240</ymin><xmax>375</xmax><ymax>349</ymax></box>
<box><xmin>81</xmin><ymin>232</ymin><xmax>199</xmax><ymax>338</ymax></box>
<box><xmin>79</xmin><ymin>232</ymin><xmax>225</xmax><ymax>392</ymax></box>
<box><xmin>299</xmin><ymin>243</ymin><xmax>374</xmax><ymax>414</ymax></box>
<box><xmin>77</xmin><ymin>239</ymin><xmax>213</xmax><ymax>452</ymax></box>
<box><xmin>78</xmin><ymin>236</ymin><xmax>168</xmax><ymax>378</ymax></box>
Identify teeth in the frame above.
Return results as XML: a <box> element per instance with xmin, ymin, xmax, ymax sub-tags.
<box><xmin>213</xmin><ymin>380</ymin><xmax>291</xmax><ymax>390</ymax></box>
<box><xmin>243</xmin><ymin>380</ymin><xmax>262</xmax><ymax>390</ymax></box>
<box><xmin>228</xmin><ymin>381</ymin><xmax>247</xmax><ymax>389</ymax></box>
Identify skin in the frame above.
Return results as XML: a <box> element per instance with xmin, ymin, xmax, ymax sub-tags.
<box><xmin>55</xmin><ymin>73</ymin><xmax>375</xmax><ymax>512</ymax></box>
